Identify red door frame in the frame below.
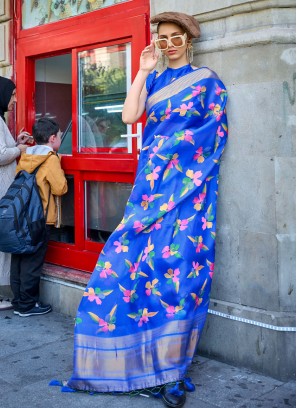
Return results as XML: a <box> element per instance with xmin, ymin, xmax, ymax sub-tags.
<box><xmin>14</xmin><ymin>0</ymin><xmax>150</xmax><ymax>272</ymax></box>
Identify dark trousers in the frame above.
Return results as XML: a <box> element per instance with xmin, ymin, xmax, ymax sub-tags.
<box><xmin>10</xmin><ymin>227</ymin><xmax>50</xmax><ymax>312</ymax></box>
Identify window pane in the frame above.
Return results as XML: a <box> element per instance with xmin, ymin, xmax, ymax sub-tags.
<box><xmin>78</xmin><ymin>44</ymin><xmax>130</xmax><ymax>153</ymax></box>
<box><xmin>85</xmin><ymin>181</ymin><xmax>132</xmax><ymax>243</ymax></box>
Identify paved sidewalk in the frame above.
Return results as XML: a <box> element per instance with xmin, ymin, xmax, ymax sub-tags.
<box><xmin>0</xmin><ymin>310</ymin><xmax>295</xmax><ymax>408</ymax></box>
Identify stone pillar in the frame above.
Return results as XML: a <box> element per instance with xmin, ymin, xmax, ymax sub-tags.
<box><xmin>150</xmin><ymin>0</ymin><xmax>296</xmax><ymax>380</ymax></box>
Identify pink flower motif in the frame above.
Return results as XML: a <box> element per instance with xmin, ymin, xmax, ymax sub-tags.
<box><xmin>196</xmin><ymin>242</ymin><xmax>204</xmax><ymax>253</ymax></box>
<box><xmin>184</xmin><ymin>130</ymin><xmax>194</xmax><ymax>142</ymax></box>
<box><xmin>192</xmin><ymin>85</ymin><xmax>203</xmax><ymax>96</ymax></box>
<box><xmin>152</xmin><ymin>166</ymin><xmax>161</xmax><ymax>179</ymax></box>
<box><xmin>179</xmin><ymin>219</ymin><xmax>189</xmax><ymax>231</ymax></box>
<box><xmin>216</xmin><ymin>113</ymin><xmax>223</xmax><ymax>122</ymax></box>
<box><xmin>215</xmin><ymin>86</ymin><xmax>222</xmax><ymax>95</ymax></box>
<box><xmin>138</xmin><ymin>315</ymin><xmax>149</xmax><ymax>327</ymax></box>
<box><xmin>100</xmin><ymin>266</ymin><xmax>113</xmax><ymax>278</ymax></box>
<box><xmin>171</xmin><ymin>156</ymin><xmax>179</xmax><ymax>165</ymax></box>
<box><xmin>150</xmin><ymin>220</ymin><xmax>162</xmax><ymax>231</ymax></box>
<box><xmin>180</xmin><ymin>102</ymin><xmax>194</xmax><ymax>111</ymax></box>
<box><xmin>202</xmin><ymin>217</ymin><xmax>207</xmax><ymax>230</ymax></box>
<box><xmin>208</xmin><ymin>261</ymin><xmax>214</xmax><ymax>278</ymax></box>
<box><xmin>88</xmin><ymin>294</ymin><xmax>102</xmax><ymax>305</ymax></box>
<box><xmin>100</xmin><ymin>270</ymin><xmax>108</xmax><ymax>278</ymax></box>
<box><xmin>209</xmin><ymin>102</ymin><xmax>215</xmax><ymax>110</ymax></box>
<box><xmin>162</xmin><ymin>246</ymin><xmax>171</xmax><ymax>258</ymax></box>
<box><xmin>145</xmin><ymin>288</ymin><xmax>151</xmax><ymax>296</ymax></box>
<box><xmin>142</xmin><ymin>247</ymin><xmax>149</xmax><ymax>261</ymax></box>
<box><xmin>123</xmin><ymin>289</ymin><xmax>132</xmax><ymax>303</ymax></box>
<box><xmin>166</xmin><ymin>306</ymin><xmax>175</xmax><ymax>318</ymax></box>
<box><xmin>114</xmin><ymin>241</ymin><xmax>124</xmax><ymax>253</ymax></box>
<box><xmin>193</xmin><ymin>171</ymin><xmax>203</xmax><ymax>186</ymax></box>
<box><xmin>167</xmin><ymin>201</ymin><xmax>175</xmax><ymax>211</ymax></box>
<box><xmin>142</xmin><ymin>194</ymin><xmax>154</xmax><ymax>203</ymax></box>
<box><xmin>129</xmin><ymin>262</ymin><xmax>139</xmax><ymax>274</ymax></box>
<box><xmin>160</xmin><ymin>200</ymin><xmax>175</xmax><ymax>212</ymax></box>
<box><xmin>149</xmin><ymin>145</ymin><xmax>160</xmax><ymax>159</ymax></box>
<box><xmin>216</xmin><ymin>126</ymin><xmax>224</xmax><ymax>137</ymax></box>
<box><xmin>172</xmin><ymin>268</ymin><xmax>180</xmax><ymax>283</ymax></box>
<box><xmin>193</xmin><ymin>193</ymin><xmax>206</xmax><ymax>205</ymax></box>
<box><xmin>133</xmin><ymin>220</ymin><xmax>144</xmax><ymax>233</ymax></box>
<box><xmin>165</xmin><ymin>107</ymin><xmax>171</xmax><ymax>119</ymax></box>
<box><xmin>194</xmin><ymin>147</ymin><xmax>203</xmax><ymax>159</ymax></box>
<box><xmin>167</xmin><ymin>155</ymin><xmax>179</xmax><ymax>169</ymax></box>
<box><xmin>99</xmin><ymin>320</ymin><xmax>109</xmax><ymax>332</ymax></box>
<box><xmin>146</xmin><ymin>166</ymin><xmax>161</xmax><ymax>187</ymax></box>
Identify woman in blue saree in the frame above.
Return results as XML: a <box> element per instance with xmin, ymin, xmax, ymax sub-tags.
<box><xmin>67</xmin><ymin>12</ymin><xmax>228</xmax><ymax>408</ymax></box>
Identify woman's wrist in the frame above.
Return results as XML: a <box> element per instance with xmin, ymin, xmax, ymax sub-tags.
<box><xmin>138</xmin><ymin>68</ymin><xmax>152</xmax><ymax>76</ymax></box>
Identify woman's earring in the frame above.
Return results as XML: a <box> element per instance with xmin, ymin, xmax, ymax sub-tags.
<box><xmin>161</xmin><ymin>53</ymin><xmax>168</xmax><ymax>69</ymax></box>
<box><xmin>187</xmin><ymin>45</ymin><xmax>194</xmax><ymax>64</ymax></box>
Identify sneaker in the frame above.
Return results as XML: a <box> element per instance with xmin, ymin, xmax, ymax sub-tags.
<box><xmin>18</xmin><ymin>303</ymin><xmax>52</xmax><ymax>317</ymax></box>
<box><xmin>0</xmin><ymin>299</ymin><xmax>13</xmax><ymax>310</ymax></box>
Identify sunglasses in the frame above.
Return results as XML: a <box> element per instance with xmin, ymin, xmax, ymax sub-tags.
<box><xmin>155</xmin><ymin>33</ymin><xmax>187</xmax><ymax>51</ymax></box>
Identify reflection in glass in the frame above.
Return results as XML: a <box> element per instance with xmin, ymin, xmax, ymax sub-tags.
<box><xmin>78</xmin><ymin>44</ymin><xmax>131</xmax><ymax>153</ymax></box>
<box><xmin>85</xmin><ymin>181</ymin><xmax>132</xmax><ymax>243</ymax></box>
<box><xmin>49</xmin><ymin>176</ymin><xmax>75</xmax><ymax>244</ymax></box>
<box><xmin>58</xmin><ymin>122</ymin><xmax>72</xmax><ymax>155</ymax></box>
<box><xmin>35</xmin><ymin>54</ymin><xmax>72</xmax><ymax>138</ymax></box>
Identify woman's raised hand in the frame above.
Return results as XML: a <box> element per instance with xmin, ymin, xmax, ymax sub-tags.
<box><xmin>140</xmin><ymin>40</ymin><xmax>159</xmax><ymax>72</ymax></box>
<box><xmin>17</xmin><ymin>128</ymin><xmax>33</xmax><ymax>145</ymax></box>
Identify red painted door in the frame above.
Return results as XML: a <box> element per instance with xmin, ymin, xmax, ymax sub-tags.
<box><xmin>15</xmin><ymin>0</ymin><xmax>150</xmax><ymax>272</ymax></box>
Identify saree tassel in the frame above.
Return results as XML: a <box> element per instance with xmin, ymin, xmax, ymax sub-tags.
<box><xmin>48</xmin><ymin>379</ymin><xmax>63</xmax><ymax>386</ymax></box>
<box><xmin>61</xmin><ymin>385</ymin><xmax>77</xmax><ymax>392</ymax></box>
<box><xmin>183</xmin><ymin>377</ymin><xmax>196</xmax><ymax>392</ymax></box>
<box><xmin>169</xmin><ymin>382</ymin><xmax>185</xmax><ymax>397</ymax></box>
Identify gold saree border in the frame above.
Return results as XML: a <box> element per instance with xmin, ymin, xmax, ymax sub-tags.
<box><xmin>69</xmin><ymin>316</ymin><xmax>205</xmax><ymax>392</ymax></box>
<box><xmin>146</xmin><ymin>67</ymin><xmax>214</xmax><ymax>112</ymax></box>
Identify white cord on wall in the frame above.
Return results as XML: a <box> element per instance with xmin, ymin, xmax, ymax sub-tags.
<box><xmin>41</xmin><ymin>276</ymin><xmax>296</xmax><ymax>333</ymax></box>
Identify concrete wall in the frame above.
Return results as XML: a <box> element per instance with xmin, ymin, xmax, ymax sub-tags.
<box><xmin>150</xmin><ymin>0</ymin><xmax>296</xmax><ymax>380</ymax></box>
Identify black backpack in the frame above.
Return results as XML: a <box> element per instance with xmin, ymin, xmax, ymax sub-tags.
<box><xmin>0</xmin><ymin>163</ymin><xmax>49</xmax><ymax>254</ymax></box>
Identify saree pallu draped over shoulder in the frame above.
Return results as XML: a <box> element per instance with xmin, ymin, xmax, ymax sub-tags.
<box><xmin>68</xmin><ymin>66</ymin><xmax>228</xmax><ymax>393</ymax></box>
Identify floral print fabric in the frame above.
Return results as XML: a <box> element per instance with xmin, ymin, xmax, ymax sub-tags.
<box><xmin>68</xmin><ymin>65</ymin><xmax>228</xmax><ymax>393</ymax></box>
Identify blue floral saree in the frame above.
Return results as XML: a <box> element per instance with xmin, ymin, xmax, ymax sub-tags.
<box><xmin>67</xmin><ymin>64</ymin><xmax>228</xmax><ymax>393</ymax></box>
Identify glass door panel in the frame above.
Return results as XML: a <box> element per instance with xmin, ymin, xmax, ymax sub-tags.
<box><xmin>35</xmin><ymin>54</ymin><xmax>74</xmax><ymax>245</ymax></box>
<box><xmin>35</xmin><ymin>54</ymin><xmax>72</xmax><ymax>134</ymax></box>
<box><xmin>85</xmin><ymin>181</ymin><xmax>132</xmax><ymax>243</ymax></box>
<box><xmin>78</xmin><ymin>43</ymin><xmax>131</xmax><ymax>153</ymax></box>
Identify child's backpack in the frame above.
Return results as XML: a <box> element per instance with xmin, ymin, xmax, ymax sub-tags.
<box><xmin>0</xmin><ymin>164</ymin><xmax>49</xmax><ymax>254</ymax></box>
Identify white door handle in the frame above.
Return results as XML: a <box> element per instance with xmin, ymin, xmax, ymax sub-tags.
<box><xmin>121</xmin><ymin>122</ymin><xmax>142</xmax><ymax>155</ymax></box>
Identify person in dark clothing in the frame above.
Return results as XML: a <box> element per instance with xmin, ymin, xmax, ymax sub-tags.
<box><xmin>0</xmin><ymin>76</ymin><xmax>31</xmax><ymax>310</ymax></box>
<box><xmin>10</xmin><ymin>117</ymin><xmax>68</xmax><ymax>317</ymax></box>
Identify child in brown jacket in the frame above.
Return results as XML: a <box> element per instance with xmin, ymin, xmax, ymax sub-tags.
<box><xmin>10</xmin><ymin>117</ymin><xmax>68</xmax><ymax>317</ymax></box>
